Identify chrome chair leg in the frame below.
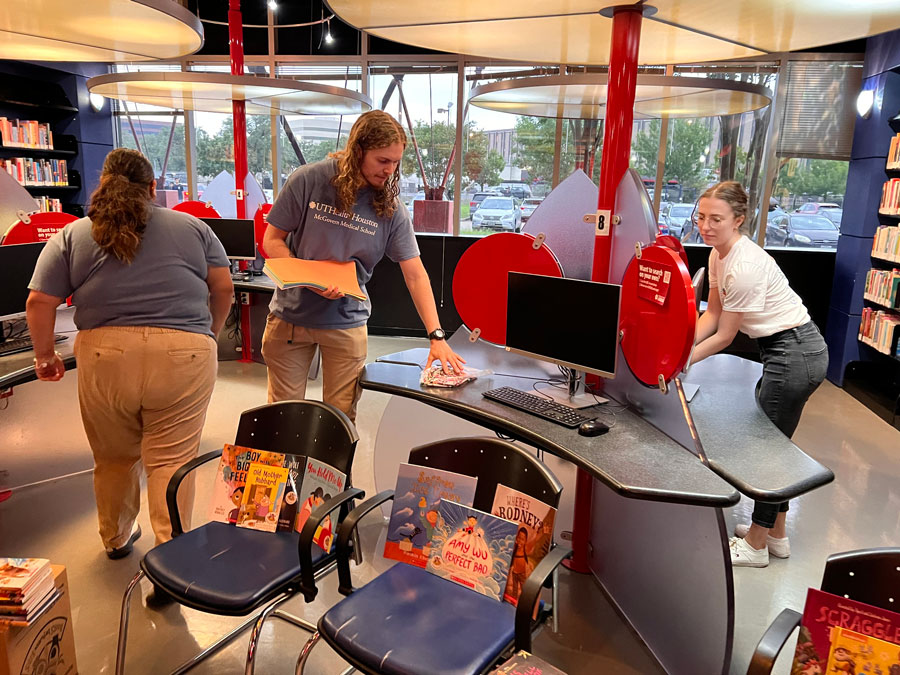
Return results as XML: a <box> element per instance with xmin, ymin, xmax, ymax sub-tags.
<box><xmin>244</xmin><ymin>593</ymin><xmax>291</xmax><ymax>675</ymax></box>
<box><xmin>115</xmin><ymin>570</ymin><xmax>145</xmax><ymax>675</ymax></box>
<box><xmin>551</xmin><ymin>566</ymin><xmax>560</xmax><ymax>634</ymax></box>
<box><xmin>295</xmin><ymin>630</ymin><xmax>321</xmax><ymax>675</ymax></box>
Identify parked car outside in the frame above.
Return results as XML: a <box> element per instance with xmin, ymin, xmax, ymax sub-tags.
<box><xmin>795</xmin><ymin>202</ymin><xmax>843</xmax><ymax>229</ymax></box>
<box><xmin>471</xmin><ymin>196</ymin><xmax>521</xmax><ymax>232</ymax></box>
<box><xmin>469</xmin><ymin>191</ymin><xmax>499</xmax><ymax>216</ymax></box>
<box><xmin>765</xmin><ymin>213</ymin><xmax>839</xmax><ymax>249</ymax></box>
<box><xmin>520</xmin><ymin>198</ymin><xmax>543</xmax><ymax>223</ymax></box>
<box><xmin>663</xmin><ymin>202</ymin><xmax>695</xmax><ymax>238</ymax></box>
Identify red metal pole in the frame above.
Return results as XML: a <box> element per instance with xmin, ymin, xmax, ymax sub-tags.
<box><xmin>229</xmin><ymin>0</ymin><xmax>253</xmax><ymax>362</ymax></box>
<box><xmin>565</xmin><ymin>6</ymin><xmax>643</xmax><ymax>575</ymax></box>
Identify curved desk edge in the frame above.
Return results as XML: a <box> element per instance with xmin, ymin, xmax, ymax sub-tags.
<box><xmin>1</xmin><ymin>354</ymin><xmax>77</xmax><ymax>390</ymax></box>
<box><xmin>706</xmin><ymin>459</ymin><xmax>835</xmax><ymax>503</ymax></box>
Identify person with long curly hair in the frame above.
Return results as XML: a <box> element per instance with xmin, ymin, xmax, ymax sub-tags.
<box><xmin>26</xmin><ymin>148</ymin><xmax>234</xmax><ymax>560</ymax></box>
<box><xmin>262</xmin><ymin>110</ymin><xmax>464</xmax><ymax>421</ymax></box>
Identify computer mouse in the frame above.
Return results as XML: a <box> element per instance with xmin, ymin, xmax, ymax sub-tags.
<box><xmin>578</xmin><ymin>419</ymin><xmax>610</xmax><ymax>437</ymax></box>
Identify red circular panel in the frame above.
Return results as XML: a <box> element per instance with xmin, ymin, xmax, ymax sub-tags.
<box><xmin>2</xmin><ymin>212</ymin><xmax>78</xmax><ymax>245</ymax></box>
<box><xmin>619</xmin><ymin>244</ymin><xmax>696</xmax><ymax>386</ymax></box>
<box><xmin>254</xmin><ymin>203</ymin><xmax>273</xmax><ymax>258</ymax></box>
<box><xmin>654</xmin><ymin>234</ymin><xmax>689</xmax><ymax>268</ymax></box>
<box><xmin>172</xmin><ymin>200</ymin><xmax>221</xmax><ymax>219</ymax></box>
<box><xmin>452</xmin><ymin>232</ymin><xmax>562</xmax><ymax>345</ymax></box>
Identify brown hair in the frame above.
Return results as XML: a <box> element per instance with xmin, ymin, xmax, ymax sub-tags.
<box><xmin>330</xmin><ymin>110</ymin><xmax>406</xmax><ymax>219</ymax></box>
<box><xmin>88</xmin><ymin>148</ymin><xmax>154</xmax><ymax>264</ymax></box>
<box><xmin>699</xmin><ymin>181</ymin><xmax>749</xmax><ymax>226</ymax></box>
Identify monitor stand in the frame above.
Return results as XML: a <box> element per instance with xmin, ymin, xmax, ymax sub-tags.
<box><xmin>537</xmin><ymin>368</ymin><xmax>607</xmax><ymax>409</ymax></box>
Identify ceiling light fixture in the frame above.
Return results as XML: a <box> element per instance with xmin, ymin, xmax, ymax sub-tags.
<box><xmin>325</xmin><ymin>19</ymin><xmax>334</xmax><ymax>44</ymax></box>
<box><xmin>856</xmin><ymin>89</ymin><xmax>875</xmax><ymax>119</ymax></box>
<box><xmin>267</xmin><ymin>0</ymin><xmax>277</xmax><ymax>10</ymax></box>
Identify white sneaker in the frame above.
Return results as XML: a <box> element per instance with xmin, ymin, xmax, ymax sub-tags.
<box><xmin>729</xmin><ymin>536</ymin><xmax>769</xmax><ymax>567</ymax></box>
<box><xmin>734</xmin><ymin>523</ymin><xmax>791</xmax><ymax>559</ymax></box>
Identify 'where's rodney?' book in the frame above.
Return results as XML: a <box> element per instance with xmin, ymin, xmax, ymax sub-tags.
<box><xmin>209</xmin><ymin>444</ymin><xmax>286</xmax><ymax>525</ymax></box>
<box><xmin>384</xmin><ymin>463</ymin><xmax>478</xmax><ymax>568</ymax></box>
<box><xmin>425</xmin><ymin>500</ymin><xmax>518</xmax><ymax>601</ymax></box>
<box><xmin>791</xmin><ymin>587</ymin><xmax>900</xmax><ymax>674</ymax></box>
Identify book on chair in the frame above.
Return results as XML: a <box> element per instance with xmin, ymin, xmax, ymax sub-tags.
<box><xmin>208</xmin><ymin>444</ymin><xmax>287</xmax><ymax>525</ymax></box>
<box><xmin>383</xmin><ymin>464</ymin><xmax>477</xmax><ymax>568</ymax></box>
<box><xmin>236</xmin><ymin>463</ymin><xmax>291</xmax><ymax>533</ymax></box>
<box><xmin>294</xmin><ymin>457</ymin><xmax>346</xmax><ymax>552</ymax></box>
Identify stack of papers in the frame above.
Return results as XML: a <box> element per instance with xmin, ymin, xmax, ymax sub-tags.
<box><xmin>0</xmin><ymin>558</ymin><xmax>59</xmax><ymax>626</ymax></box>
<box><xmin>263</xmin><ymin>258</ymin><xmax>366</xmax><ymax>301</ymax></box>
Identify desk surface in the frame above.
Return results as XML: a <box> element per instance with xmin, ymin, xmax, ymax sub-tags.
<box><xmin>232</xmin><ymin>274</ymin><xmax>275</xmax><ymax>292</ymax></box>
<box><xmin>360</xmin><ymin>359</ymin><xmax>741</xmax><ymax>508</ymax></box>
<box><xmin>0</xmin><ymin>307</ymin><xmax>77</xmax><ymax>390</ymax></box>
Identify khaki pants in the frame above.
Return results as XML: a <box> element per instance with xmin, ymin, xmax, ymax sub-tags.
<box><xmin>261</xmin><ymin>314</ymin><xmax>367</xmax><ymax>422</ymax></box>
<box><xmin>74</xmin><ymin>326</ymin><xmax>217</xmax><ymax>548</ymax></box>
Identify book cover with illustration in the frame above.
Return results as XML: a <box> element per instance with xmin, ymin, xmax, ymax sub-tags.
<box><xmin>383</xmin><ymin>463</ymin><xmax>478</xmax><ymax>568</ymax></box>
<box><xmin>294</xmin><ymin>457</ymin><xmax>346</xmax><ymax>552</ymax></box>
<box><xmin>0</xmin><ymin>558</ymin><xmax>51</xmax><ymax>597</ymax></box>
<box><xmin>490</xmin><ymin>650</ymin><xmax>568</xmax><ymax>674</ymax></box>
<box><xmin>424</xmin><ymin>500</ymin><xmax>518</xmax><ymax>601</ymax></box>
<box><xmin>209</xmin><ymin>444</ymin><xmax>286</xmax><ymax>524</ymax></box>
<box><xmin>790</xmin><ymin>587</ymin><xmax>900</xmax><ymax>674</ymax></box>
<box><xmin>236</xmin><ymin>463</ymin><xmax>291</xmax><ymax>532</ymax></box>
<box><xmin>491</xmin><ymin>484</ymin><xmax>556</xmax><ymax>607</ymax></box>
<box><xmin>824</xmin><ymin>626</ymin><xmax>900</xmax><ymax>674</ymax></box>
<box><xmin>276</xmin><ymin>454</ymin><xmax>306</xmax><ymax>533</ymax></box>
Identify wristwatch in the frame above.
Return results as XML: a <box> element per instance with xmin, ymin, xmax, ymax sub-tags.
<box><xmin>427</xmin><ymin>328</ymin><xmax>447</xmax><ymax>341</ymax></box>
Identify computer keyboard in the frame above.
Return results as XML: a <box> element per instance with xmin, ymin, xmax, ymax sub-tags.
<box><xmin>0</xmin><ymin>334</ymin><xmax>68</xmax><ymax>358</ymax></box>
<box><xmin>482</xmin><ymin>386</ymin><xmax>593</xmax><ymax>428</ymax></box>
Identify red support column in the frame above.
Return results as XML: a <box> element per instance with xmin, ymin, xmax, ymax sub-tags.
<box><xmin>565</xmin><ymin>5</ymin><xmax>643</xmax><ymax>575</ymax></box>
<box><xmin>229</xmin><ymin>0</ymin><xmax>253</xmax><ymax>362</ymax></box>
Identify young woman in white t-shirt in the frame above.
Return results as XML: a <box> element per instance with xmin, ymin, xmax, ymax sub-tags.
<box><xmin>690</xmin><ymin>181</ymin><xmax>828</xmax><ymax>569</ymax></box>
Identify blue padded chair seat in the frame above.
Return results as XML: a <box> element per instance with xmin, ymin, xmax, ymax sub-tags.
<box><xmin>142</xmin><ymin>522</ymin><xmax>325</xmax><ymax>613</ymax></box>
<box><xmin>321</xmin><ymin>563</ymin><xmax>517</xmax><ymax>675</ymax></box>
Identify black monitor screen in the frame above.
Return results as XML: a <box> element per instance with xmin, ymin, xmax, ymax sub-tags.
<box><xmin>201</xmin><ymin>218</ymin><xmax>256</xmax><ymax>260</ymax></box>
<box><xmin>506</xmin><ymin>272</ymin><xmax>621</xmax><ymax>378</ymax></box>
<box><xmin>0</xmin><ymin>242</ymin><xmax>45</xmax><ymax>321</ymax></box>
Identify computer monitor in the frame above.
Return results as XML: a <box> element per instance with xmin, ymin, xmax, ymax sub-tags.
<box><xmin>201</xmin><ymin>217</ymin><xmax>256</xmax><ymax>260</ymax></box>
<box><xmin>0</xmin><ymin>242</ymin><xmax>45</xmax><ymax>323</ymax></box>
<box><xmin>505</xmin><ymin>272</ymin><xmax>621</xmax><ymax>379</ymax></box>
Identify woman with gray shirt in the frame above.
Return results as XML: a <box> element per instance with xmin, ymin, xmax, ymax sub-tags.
<box><xmin>26</xmin><ymin>148</ymin><xmax>233</xmax><ymax>560</ymax></box>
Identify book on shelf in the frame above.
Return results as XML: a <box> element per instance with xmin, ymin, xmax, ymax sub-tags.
<box><xmin>424</xmin><ymin>499</ymin><xmax>518</xmax><ymax>601</ymax></box>
<box><xmin>491</xmin><ymin>650</ymin><xmax>568</xmax><ymax>675</ymax></box>
<box><xmin>889</xmin><ymin>132</ymin><xmax>900</xmax><ymax>170</ymax></box>
<box><xmin>859</xmin><ymin>307</ymin><xmax>900</xmax><ymax>356</ymax></box>
<box><xmin>490</xmin><ymin>484</ymin><xmax>556</xmax><ymax>607</ymax></box>
<box><xmin>208</xmin><ymin>444</ymin><xmax>287</xmax><ymax>525</ymax></box>
<box><xmin>864</xmin><ymin>268</ymin><xmax>900</xmax><ymax>309</ymax></box>
<box><xmin>263</xmin><ymin>257</ymin><xmax>367</xmax><ymax>301</ymax></box>
<box><xmin>294</xmin><ymin>457</ymin><xmax>346</xmax><ymax>552</ymax></box>
<box><xmin>0</xmin><ymin>117</ymin><xmax>54</xmax><ymax>150</ymax></box>
<box><xmin>873</xmin><ymin>225</ymin><xmax>900</xmax><ymax>262</ymax></box>
<box><xmin>881</xmin><ymin>178</ymin><xmax>900</xmax><ymax>215</ymax></box>
<box><xmin>384</xmin><ymin>463</ymin><xmax>478</xmax><ymax>568</ymax></box>
<box><xmin>0</xmin><ymin>156</ymin><xmax>67</xmax><ymax>187</ymax></box>
<box><xmin>790</xmin><ymin>587</ymin><xmax>900</xmax><ymax>674</ymax></box>
<box><xmin>236</xmin><ymin>462</ymin><xmax>291</xmax><ymax>532</ymax></box>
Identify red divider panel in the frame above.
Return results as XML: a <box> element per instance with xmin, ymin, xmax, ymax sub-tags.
<box><xmin>619</xmin><ymin>244</ymin><xmax>696</xmax><ymax>386</ymax></box>
<box><xmin>452</xmin><ymin>232</ymin><xmax>563</xmax><ymax>345</ymax></box>
<box><xmin>254</xmin><ymin>203</ymin><xmax>273</xmax><ymax>258</ymax></box>
<box><xmin>2</xmin><ymin>212</ymin><xmax>78</xmax><ymax>245</ymax></box>
<box><xmin>172</xmin><ymin>201</ymin><xmax>221</xmax><ymax>219</ymax></box>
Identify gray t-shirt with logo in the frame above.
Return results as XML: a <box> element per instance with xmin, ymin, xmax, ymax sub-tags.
<box><xmin>266</xmin><ymin>158</ymin><xmax>420</xmax><ymax>329</ymax></box>
<box><xmin>28</xmin><ymin>206</ymin><xmax>229</xmax><ymax>337</ymax></box>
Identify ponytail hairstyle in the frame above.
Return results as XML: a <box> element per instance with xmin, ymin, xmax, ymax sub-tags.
<box><xmin>330</xmin><ymin>110</ymin><xmax>407</xmax><ymax>219</ymax></box>
<box><xmin>700</xmin><ymin>181</ymin><xmax>749</xmax><ymax>229</ymax></box>
<box><xmin>87</xmin><ymin>148</ymin><xmax>155</xmax><ymax>264</ymax></box>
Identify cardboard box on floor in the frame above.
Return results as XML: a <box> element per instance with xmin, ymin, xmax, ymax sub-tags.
<box><xmin>0</xmin><ymin>564</ymin><xmax>78</xmax><ymax>675</ymax></box>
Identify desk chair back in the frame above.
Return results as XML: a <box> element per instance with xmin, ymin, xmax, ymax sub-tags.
<box><xmin>409</xmin><ymin>436</ymin><xmax>563</xmax><ymax>511</ymax></box>
<box><xmin>820</xmin><ymin>547</ymin><xmax>900</xmax><ymax>609</ymax></box>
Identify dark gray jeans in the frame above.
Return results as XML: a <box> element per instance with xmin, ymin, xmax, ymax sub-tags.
<box><xmin>751</xmin><ymin>321</ymin><xmax>828</xmax><ymax>528</ymax></box>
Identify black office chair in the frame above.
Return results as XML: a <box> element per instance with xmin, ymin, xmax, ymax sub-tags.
<box><xmin>746</xmin><ymin>547</ymin><xmax>900</xmax><ymax>674</ymax></box>
<box><xmin>114</xmin><ymin>400</ymin><xmax>363</xmax><ymax>675</ymax></box>
<box><xmin>295</xmin><ymin>436</ymin><xmax>570</xmax><ymax>675</ymax></box>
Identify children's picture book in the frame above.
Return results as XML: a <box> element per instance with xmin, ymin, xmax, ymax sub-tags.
<box><xmin>236</xmin><ymin>463</ymin><xmax>291</xmax><ymax>532</ymax></box>
<box><xmin>209</xmin><ymin>444</ymin><xmax>286</xmax><ymax>524</ymax></box>
<box><xmin>294</xmin><ymin>457</ymin><xmax>346</xmax><ymax>552</ymax></box>
<box><xmin>384</xmin><ymin>463</ymin><xmax>478</xmax><ymax>568</ymax></box>
<box><xmin>263</xmin><ymin>257</ymin><xmax>366</xmax><ymax>301</ymax></box>
<box><xmin>276</xmin><ymin>454</ymin><xmax>305</xmax><ymax>533</ymax></box>
<box><xmin>490</xmin><ymin>650</ymin><xmax>568</xmax><ymax>674</ymax></box>
<box><xmin>491</xmin><ymin>484</ymin><xmax>557</xmax><ymax>607</ymax></box>
<box><xmin>790</xmin><ymin>587</ymin><xmax>900</xmax><ymax>674</ymax></box>
<box><xmin>425</xmin><ymin>500</ymin><xmax>518</xmax><ymax>601</ymax></box>
<box><xmin>0</xmin><ymin>558</ymin><xmax>51</xmax><ymax>595</ymax></box>
<box><xmin>824</xmin><ymin>626</ymin><xmax>900</xmax><ymax>674</ymax></box>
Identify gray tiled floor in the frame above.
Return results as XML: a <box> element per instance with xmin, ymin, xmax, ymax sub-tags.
<box><xmin>1</xmin><ymin>336</ymin><xmax>898</xmax><ymax>674</ymax></box>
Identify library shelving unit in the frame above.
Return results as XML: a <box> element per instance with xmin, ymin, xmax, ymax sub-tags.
<box><xmin>0</xmin><ymin>70</ymin><xmax>83</xmax><ymax>217</ymax></box>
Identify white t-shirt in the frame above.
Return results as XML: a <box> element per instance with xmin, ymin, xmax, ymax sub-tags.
<box><xmin>708</xmin><ymin>235</ymin><xmax>809</xmax><ymax>339</ymax></box>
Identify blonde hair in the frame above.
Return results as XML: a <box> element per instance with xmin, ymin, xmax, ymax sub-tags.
<box><xmin>330</xmin><ymin>110</ymin><xmax>406</xmax><ymax>219</ymax></box>
<box><xmin>87</xmin><ymin>148</ymin><xmax>154</xmax><ymax>264</ymax></box>
<box><xmin>700</xmin><ymin>181</ymin><xmax>749</xmax><ymax>225</ymax></box>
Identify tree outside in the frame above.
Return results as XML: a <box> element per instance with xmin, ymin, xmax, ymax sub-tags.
<box><xmin>632</xmin><ymin>118</ymin><xmax>714</xmax><ymax>199</ymax></box>
<box><xmin>775</xmin><ymin>158</ymin><xmax>849</xmax><ymax>208</ymax></box>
